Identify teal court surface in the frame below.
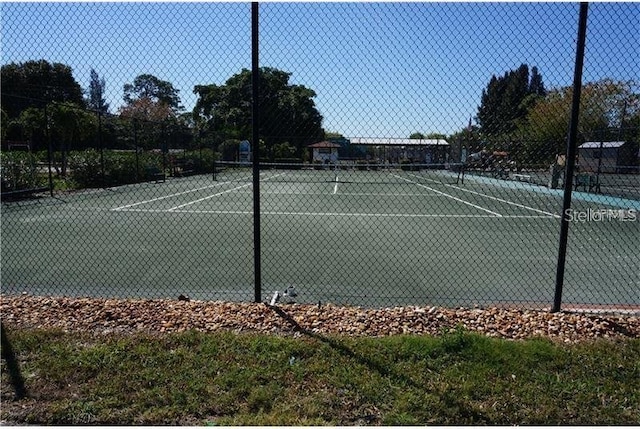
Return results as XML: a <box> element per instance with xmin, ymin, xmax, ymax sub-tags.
<box><xmin>2</xmin><ymin>167</ymin><xmax>638</xmax><ymax>309</ymax></box>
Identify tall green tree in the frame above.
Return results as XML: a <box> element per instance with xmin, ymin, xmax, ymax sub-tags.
<box><xmin>528</xmin><ymin>66</ymin><xmax>546</xmax><ymax>96</ymax></box>
<box><xmin>87</xmin><ymin>69</ymin><xmax>110</xmax><ymax>114</ymax></box>
<box><xmin>123</xmin><ymin>74</ymin><xmax>182</xmax><ymax>113</ymax></box>
<box><xmin>193</xmin><ymin>67</ymin><xmax>324</xmax><ymax>160</ymax></box>
<box><xmin>1</xmin><ymin>60</ymin><xmax>85</xmax><ymax>119</ymax></box>
<box><xmin>47</xmin><ymin>103</ymin><xmax>96</xmax><ymax>176</ymax></box>
<box><xmin>476</xmin><ymin>64</ymin><xmax>545</xmax><ymax>136</ymax></box>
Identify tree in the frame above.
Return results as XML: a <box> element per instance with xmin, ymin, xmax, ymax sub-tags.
<box><xmin>529</xmin><ymin>66</ymin><xmax>546</xmax><ymax>96</ymax></box>
<box><xmin>16</xmin><ymin>107</ymin><xmax>45</xmax><ymax>148</ymax></box>
<box><xmin>119</xmin><ymin>75</ymin><xmax>183</xmax><ymax>150</ymax></box>
<box><xmin>0</xmin><ymin>109</ymin><xmax>7</xmax><ymax>142</ymax></box>
<box><xmin>47</xmin><ymin>103</ymin><xmax>96</xmax><ymax>176</ymax></box>
<box><xmin>118</xmin><ymin>97</ymin><xmax>175</xmax><ymax>123</ymax></box>
<box><xmin>1</xmin><ymin>60</ymin><xmax>85</xmax><ymax>119</ymax></box>
<box><xmin>193</xmin><ymin>67</ymin><xmax>324</xmax><ymax>160</ymax></box>
<box><xmin>517</xmin><ymin>79</ymin><xmax>639</xmax><ymax>165</ymax></box>
<box><xmin>87</xmin><ymin>69</ymin><xmax>109</xmax><ymax>114</ymax></box>
<box><xmin>476</xmin><ymin>64</ymin><xmax>545</xmax><ymax>137</ymax></box>
<box><xmin>123</xmin><ymin>74</ymin><xmax>182</xmax><ymax>113</ymax></box>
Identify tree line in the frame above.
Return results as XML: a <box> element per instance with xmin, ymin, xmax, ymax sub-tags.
<box><xmin>2</xmin><ymin>59</ymin><xmax>639</xmax><ymax>170</ymax></box>
<box><xmin>448</xmin><ymin>64</ymin><xmax>639</xmax><ymax>167</ymax></box>
<box><xmin>0</xmin><ymin>60</ymin><xmax>325</xmax><ymax>163</ymax></box>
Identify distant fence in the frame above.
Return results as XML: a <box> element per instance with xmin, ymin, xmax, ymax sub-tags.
<box><xmin>1</xmin><ymin>2</ymin><xmax>638</xmax><ymax>311</ymax></box>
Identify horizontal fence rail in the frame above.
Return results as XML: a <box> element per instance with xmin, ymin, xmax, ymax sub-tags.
<box><xmin>1</xmin><ymin>2</ymin><xmax>638</xmax><ymax>311</ymax></box>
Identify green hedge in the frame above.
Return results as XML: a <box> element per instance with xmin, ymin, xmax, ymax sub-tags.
<box><xmin>4</xmin><ymin>148</ymin><xmax>219</xmax><ymax>192</ymax></box>
<box><xmin>68</xmin><ymin>149</ymin><xmax>163</xmax><ymax>188</ymax></box>
<box><xmin>0</xmin><ymin>151</ymin><xmax>47</xmax><ymax>192</ymax></box>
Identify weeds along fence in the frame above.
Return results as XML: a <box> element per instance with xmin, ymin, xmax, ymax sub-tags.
<box><xmin>1</xmin><ymin>2</ymin><xmax>638</xmax><ymax>310</ymax></box>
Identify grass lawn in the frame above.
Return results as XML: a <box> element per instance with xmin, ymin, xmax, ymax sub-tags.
<box><xmin>1</xmin><ymin>327</ymin><xmax>639</xmax><ymax>425</ymax></box>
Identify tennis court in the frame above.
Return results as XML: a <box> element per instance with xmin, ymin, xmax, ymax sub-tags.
<box><xmin>2</xmin><ymin>165</ymin><xmax>638</xmax><ymax>308</ymax></box>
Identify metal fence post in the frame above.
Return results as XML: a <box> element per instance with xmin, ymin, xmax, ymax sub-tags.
<box><xmin>252</xmin><ymin>1</ymin><xmax>262</xmax><ymax>303</ymax></box>
<box><xmin>44</xmin><ymin>103</ymin><xmax>54</xmax><ymax>197</ymax></box>
<box><xmin>552</xmin><ymin>2</ymin><xmax>589</xmax><ymax>313</ymax></box>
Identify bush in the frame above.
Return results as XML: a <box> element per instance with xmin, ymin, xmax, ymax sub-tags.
<box><xmin>103</xmin><ymin>151</ymin><xmax>140</xmax><ymax>186</ymax></box>
<box><xmin>68</xmin><ymin>149</ymin><xmax>103</xmax><ymax>188</ymax></box>
<box><xmin>183</xmin><ymin>148</ymin><xmax>217</xmax><ymax>174</ymax></box>
<box><xmin>69</xmin><ymin>149</ymin><xmax>164</xmax><ymax>188</ymax></box>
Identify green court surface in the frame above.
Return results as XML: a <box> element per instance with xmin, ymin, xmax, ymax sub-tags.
<box><xmin>1</xmin><ymin>168</ymin><xmax>638</xmax><ymax>309</ymax></box>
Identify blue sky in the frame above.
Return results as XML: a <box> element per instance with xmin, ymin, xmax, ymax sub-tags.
<box><xmin>1</xmin><ymin>2</ymin><xmax>638</xmax><ymax>138</ymax></box>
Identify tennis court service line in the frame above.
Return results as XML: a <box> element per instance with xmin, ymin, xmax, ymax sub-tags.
<box><xmin>167</xmin><ymin>183</ymin><xmax>254</xmax><ymax>211</ymax></box>
<box><xmin>403</xmin><ymin>172</ymin><xmax>560</xmax><ymax>218</ymax></box>
<box><xmin>111</xmin><ymin>181</ymin><xmax>239</xmax><ymax>211</ymax></box>
<box><xmin>394</xmin><ymin>175</ymin><xmax>503</xmax><ymax>217</ymax></box>
<box><xmin>444</xmin><ymin>184</ymin><xmax>560</xmax><ymax>218</ymax></box>
<box><xmin>111</xmin><ymin>173</ymin><xmax>284</xmax><ymax>211</ymax></box>
<box><xmin>166</xmin><ymin>172</ymin><xmax>288</xmax><ymax>211</ymax></box>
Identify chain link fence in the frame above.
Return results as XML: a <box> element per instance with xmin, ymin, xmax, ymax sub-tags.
<box><xmin>1</xmin><ymin>2</ymin><xmax>638</xmax><ymax>310</ymax></box>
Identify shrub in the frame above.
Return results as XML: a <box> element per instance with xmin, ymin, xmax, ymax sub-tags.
<box><xmin>183</xmin><ymin>148</ymin><xmax>217</xmax><ymax>174</ymax></box>
<box><xmin>0</xmin><ymin>151</ymin><xmax>46</xmax><ymax>192</ymax></box>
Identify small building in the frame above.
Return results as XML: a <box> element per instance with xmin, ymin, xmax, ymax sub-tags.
<box><xmin>349</xmin><ymin>137</ymin><xmax>450</xmax><ymax>164</ymax></box>
<box><xmin>308</xmin><ymin>141</ymin><xmax>341</xmax><ymax>164</ymax></box>
<box><xmin>578</xmin><ymin>141</ymin><xmax>637</xmax><ymax>173</ymax></box>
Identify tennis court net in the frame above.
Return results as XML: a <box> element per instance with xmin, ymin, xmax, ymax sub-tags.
<box><xmin>213</xmin><ymin>161</ymin><xmax>465</xmax><ymax>185</ymax></box>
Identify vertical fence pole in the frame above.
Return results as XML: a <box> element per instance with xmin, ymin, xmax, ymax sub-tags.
<box><xmin>134</xmin><ymin>119</ymin><xmax>140</xmax><ymax>182</ymax></box>
<box><xmin>552</xmin><ymin>2</ymin><xmax>589</xmax><ymax>313</ymax></box>
<box><xmin>98</xmin><ymin>112</ymin><xmax>106</xmax><ymax>188</ymax></box>
<box><xmin>252</xmin><ymin>1</ymin><xmax>262</xmax><ymax>303</ymax></box>
<box><xmin>44</xmin><ymin>104</ymin><xmax>54</xmax><ymax>197</ymax></box>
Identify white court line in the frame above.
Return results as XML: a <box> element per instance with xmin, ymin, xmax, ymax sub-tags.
<box><xmin>115</xmin><ymin>207</ymin><xmax>554</xmax><ymax>219</ymax></box>
<box><xmin>393</xmin><ymin>175</ymin><xmax>503</xmax><ymax>217</ymax></box>
<box><xmin>405</xmin><ymin>172</ymin><xmax>560</xmax><ymax>218</ymax></box>
<box><xmin>167</xmin><ymin>183</ymin><xmax>254</xmax><ymax>211</ymax></box>
<box><xmin>166</xmin><ymin>172</ymin><xmax>287</xmax><ymax>211</ymax></box>
<box><xmin>259</xmin><ymin>191</ymin><xmax>437</xmax><ymax>197</ymax></box>
<box><xmin>445</xmin><ymin>184</ymin><xmax>561</xmax><ymax>218</ymax></box>
<box><xmin>333</xmin><ymin>175</ymin><xmax>339</xmax><ymax>194</ymax></box>
<box><xmin>111</xmin><ymin>179</ymin><xmax>248</xmax><ymax>211</ymax></box>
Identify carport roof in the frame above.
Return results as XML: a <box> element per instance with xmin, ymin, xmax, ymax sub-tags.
<box><xmin>350</xmin><ymin>137</ymin><xmax>449</xmax><ymax>146</ymax></box>
<box><xmin>308</xmin><ymin>141</ymin><xmax>342</xmax><ymax>148</ymax></box>
<box><xmin>579</xmin><ymin>141</ymin><xmax>625</xmax><ymax>149</ymax></box>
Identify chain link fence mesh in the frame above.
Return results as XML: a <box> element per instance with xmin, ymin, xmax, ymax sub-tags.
<box><xmin>1</xmin><ymin>2</ymin><xmax>638</xmax><ymax>310</ymax></box>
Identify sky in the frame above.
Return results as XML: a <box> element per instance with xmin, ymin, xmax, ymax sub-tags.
<box><xmin>1</xmin><ymin>1</ymin><xmax>638</xmax><ymax>138</ymax></box>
